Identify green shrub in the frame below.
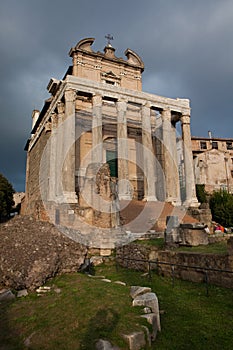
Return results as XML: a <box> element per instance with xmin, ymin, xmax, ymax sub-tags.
<box><xmin>196</xmin><ymin>184</ymin><xmax>208</xmax><ymax>204</ymax></box>
<box><xmin>209</xmin><ymin>190</ymin><xmax>233</xmax><ymax>227</ymax></box>
<box><xmin>0</xmin><ymin>173</ymin><xmax>14</xmax><ymax>219</ymax></box>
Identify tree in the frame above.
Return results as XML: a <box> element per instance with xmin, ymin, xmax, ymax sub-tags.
<box><xmin>209</xmin><ymin>189</ymin><xmax>233</xmax><ymax>227</ymax></box>
<box><xmin>0</xmin><ymin>173</ymin><xmax>15</xmax><ymax>220</ymax></box>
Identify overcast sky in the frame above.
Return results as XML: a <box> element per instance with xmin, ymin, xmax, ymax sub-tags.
<box><xmin>0</xmin><ymin>0</ymin><xmax>233</xmax><ymax>192</ymax></box>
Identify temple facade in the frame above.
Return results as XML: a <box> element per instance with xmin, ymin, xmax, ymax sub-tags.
<box><xmin>23</xmin><ymin>38</ymin><xmax>198</xmax><ymax>231</ymax></box>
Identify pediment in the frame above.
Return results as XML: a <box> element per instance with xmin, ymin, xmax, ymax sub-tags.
<box><xmin>101</xmin><ymin>71</ymin><xmax>121</xmax><ymax>81</ymax></box>
<box><xmin>124</xmin><ymin>48</ymin><xmax>144</xmax><ymax>70</ymax></box>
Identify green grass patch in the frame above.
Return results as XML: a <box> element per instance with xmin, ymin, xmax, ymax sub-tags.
<box><xmin>136</xmin><ymin>238</ymin><xmax>165</xmax><ymax>249</ymax></box>
<box><xmin>174</xmin><ymin>241</ymin><xmax>228</xmax><ymax>254</ymax></box>
<box><xmin>0</xmin><ymin>262</ymin><xmax>233</xmax><ymax>349</ymax></box>
<box><xmin>136</xmin><ymin>238</ymin><xmax>228</xmax><ymax>255</ymax></box>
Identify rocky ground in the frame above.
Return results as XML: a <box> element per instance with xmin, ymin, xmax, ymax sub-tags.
<box><xmin>0</xmin><ymin>215</ymin><xmax>87</xmax><ymax>290</ymax></box>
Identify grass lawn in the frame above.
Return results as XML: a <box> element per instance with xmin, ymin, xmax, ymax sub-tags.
<box><xmin>136</xmin><ymin>238</ymin><xmax>228</xmax><ymax>255</ymax></box>
<box><xmin>1</xmin><ymin>262</ymin><xmax>233</xmax><ymax>349</ymax></box>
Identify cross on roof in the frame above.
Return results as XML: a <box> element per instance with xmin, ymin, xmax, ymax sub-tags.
<box><xmin>105</xmin><ymin>34</ymin><xmax>114</xmax><ymax>46</ymax></box>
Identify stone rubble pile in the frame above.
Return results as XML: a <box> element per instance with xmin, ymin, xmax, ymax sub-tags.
<box><xmin>0</xmin><ymin>215</ymin><xmax>87</xmax><ymax>290</ymax></box>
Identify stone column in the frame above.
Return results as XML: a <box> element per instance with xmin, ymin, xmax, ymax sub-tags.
<box><xmin>56</xmin><ymin>101</ymin><xmax>64</xmax><ymax>201</ymax></box>
<box><xmin>161</xmin><ymin>109</ymin><xmax>180</xmax><ymax>205</ymax></box>
<box><xmin>141</xmin><ymin>103</ymin><xmax>157</xmax><ymax>201</ymax></box>
<box><xmin>170</xmin><ymin>120</ymin><xmax>181</xmax><ymax>205</ymax></box>
<box><xmin>92</xmin><ymin>94</ymin><xmax>103</xmax><ymax>163</ymax></box>
<box><xmin>48</xmin><ymin>112</ymin><xmax>58</xmax><ymax>201</ymax></box>
<box><xmin>62</xmin><ymin>89</ymin><xmax>78</xmax><ymax>203</ymax></box>
<box><xmin>181</xmin><ymin>114</ymin><xmax>199</xmax><ymax>207</ymax></box>
<box><xmin>116</xmin><ymin>99</ymin><xmax>131</xmax><ymax>200</ymax></box>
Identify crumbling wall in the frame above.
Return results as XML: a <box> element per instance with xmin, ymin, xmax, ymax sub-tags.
<box><xmin>116</xmin><ymin>242</ymin><xmax>233</xmax><ymax>288</ymax></box>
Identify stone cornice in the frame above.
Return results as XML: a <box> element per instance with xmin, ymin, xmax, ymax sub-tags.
<box><xmin>65</xmin><ymin>75</ymin><xmax>190</xmax><ymax>114</ymax></box>
<box><xmin>28</xmin><ymin>74</ymin><xmax>191</xmax><ymax>152</ymax></box>
<box><xmin>28</xmin><ymin>80</ymin><xmax>67</xmax><ymax>151</ymax></box>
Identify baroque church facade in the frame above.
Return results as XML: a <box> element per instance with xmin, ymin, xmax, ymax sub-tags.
<box><xmin>23</xmin><ymin>38</ymin><xmax>199</xmax><ymax>236</ymax></box>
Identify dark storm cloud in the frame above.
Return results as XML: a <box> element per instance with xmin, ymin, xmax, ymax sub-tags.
<box><xmin>0</xmin><ymin>0</ymin><xmax>233</xmax><ymax>191</ymax></box>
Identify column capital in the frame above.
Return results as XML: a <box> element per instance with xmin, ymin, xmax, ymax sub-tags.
<box><xmin>181</xmin><ymin>114</ymin><xmax>190</xmax><ymax>125</ymax></box>
<box><xmin>64</xmin><ymin>89</ymin><xmax>76</xmax><ymax>102</ymax></box>
<box><xmin>92</xmin><ymin>94</ymin><xmax>102</xmax><ymax>106</ymax></box>
<box><xmin>116</xmin><ymin>99</ymin><xmax>127</xmax><ymax>112</ymax></box>
<box><xmin>161</xmin><ymin>108</ymin><xmax>171</xmax><ymax>121</ymax></box>
<box><xmin>57</xmin><ymin>101</ymin><xmax>65</xmax><ymax>114</ymax></box>
<box><xmin>142</xmin><ymin>101</ymin><xmax>151</xmax><ymax>109</ymax></box>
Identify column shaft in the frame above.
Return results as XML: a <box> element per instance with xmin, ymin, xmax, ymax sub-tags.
<box><xmin>56</xmin><ymin>101</ymin><xmax>64</xmax><ymax>200</ymax></box>
<box><xmin>181</xmin><ymin>114</ymin><xmax>199</xmax><ymax>207</ymax></box>
<box><xmin>116</xmin><ymin>100</ymin><xmax>131</xmax><ymax>200</ymax></box>
<box><xmin>48</xmin><ymin>112</ymin><xmax>57</xmax><ymax>201</ymax></box>
<box><xmin>62</xmin><ymin>89</ymin><xmax>77</xmax><ymax>203</ymax></box>
<box><xmin>92</xmin><ymin>94</ymin><xmax>103</xmax><ymax>163</ymax></box>
<box><xmin>161</xmin><ymin>109</ymin><xmax>180</xmax><ymax>204</ymax></box>
<box><xmin>141</xmin><ymin>104</ymin><xmax>157</xmax><ymax>201</ymax></box>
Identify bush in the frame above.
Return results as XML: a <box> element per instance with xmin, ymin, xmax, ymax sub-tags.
<box><xmin>209</xmin><ymin>190</ymin><xmax>233</xmax><ymax>227</ymax></box>
<box><xmin>0</xmin><ymin>173</ymin><xmax>14</xmax><ymax>219</ymax></box>
<box><xmin>196</xmin><ymin>184</ymin><xmax>208</xmax><ymax>203</ymax></box>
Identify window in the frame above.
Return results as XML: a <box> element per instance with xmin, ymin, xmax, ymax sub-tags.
<box><xmin>105</xmin><ymin>80</ymin><xmax>115</xmax><ymax>85</ymax></box>
<box><xmin>200</xmin><ymin>141</ymin><xmax>207</xmax><ymax>149</ymax></box>
<box><xmin>226</xmin><ymin>141</ymin><xmax>233</xmax><ymax>150</ymax></box>
<box><xmin>212</xmin><ymin>141</ymin><xmax>218</xmax><ymax>149</ymax></box>
<box><xmin>106</xmin><ymin>150</ymin><xmax>118</xmax><ymax>177</ymax></box>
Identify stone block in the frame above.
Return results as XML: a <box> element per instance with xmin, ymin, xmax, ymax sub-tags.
<box><xmin>100</xmin><ymin>249</ymin><xmax>112</xmax><ymax>256</ymax></box>
<box><xmin>132</xmin><ymin>292</ymin><xmax>161</xmax><ymax>331</ymax></box>
<box><xmin>130</xmin><ymin>286</ymin><xmax>152</xmax><ymax>299</ymax></box>
<box><xmin>0</xmin><ymin>289</ymin><xmax>15</xmax><ymax>301</ymax></box>
<box><xmin>95</xmin><ymin>339</ymin><xmax>120</xmax><ymax>350</ymax></box>
<box><xmin>141</xmin><ymin>313</ymin><xmax>158</xmax><ymax>340</ymax></box>
<box><xmin>179</xmin><ymin>224</ymin><xmax>208</xmax><ymax>246</ymax></box>
<box><xmin>122</xmin><ymin>331</ymin><xmax>146</xmax><ymax>350</ymax></box>
<box><xmin>17</xmin><ymin>289</ymin><xmax>28</xmax><ymax>298</ymax></box>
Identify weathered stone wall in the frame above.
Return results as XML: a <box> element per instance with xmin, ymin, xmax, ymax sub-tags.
<box><xmin>116</xmin><ymin>243</ymin><xmax>233</xmax><ymax>288</ymax></box>
<box><xmin>25</xmin><ymin>128</ymin><xmax>51</xmax><ymax>218</ymax></box>
<box><xmin>116</xmin><ymin>244</ymin><xmax>159</xmax><ymax>271</ymax></box>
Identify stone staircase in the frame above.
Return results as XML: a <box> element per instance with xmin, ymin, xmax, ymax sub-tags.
<box><xmin>119</xmin><ymin>200</ymin><xmax>198</xmax><ymax>233</ymax></box>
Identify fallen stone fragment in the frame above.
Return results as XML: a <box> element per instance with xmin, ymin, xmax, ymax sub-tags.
<box><xmin>140</xmin><ymin>313</ymin><xmax>158</xmax><ymax>340</ymax></box>
<box><xmin>17</xmin><ymin>289</ymin><xmax>28</xmax><ymax>298</ymax></box>
<box><xmin>91</xmin><ymin>256</ymin><xmax>104</xmax><ymax>265</ymax></box>
<box><xmin>114</xmin><ymin>281</ymin><xmax>126</xmax><ymax>286</ymax></box>
<box><xmin>101</xmin><ymin>279</ymin><xmax>111</xmax><ymax>283</ymax></box>
<box><xmin>54</xmin><ymin>288</ymin><xmax>61</xmax><ymax>294</ymax></box>
<box><xmin>36</xmin><ymin>289</ymin><xmax>48</xmax><ymax>293</ymax></box>
<box><xmin>130</xmin><ymin>286</ymin><xmax>151</xmax><ymax>299</ymax></box>
<box><xmin>143</xmin><ymin>307</ymin><xmax>152</xmax><ymax>314</ymax></box>
<box><xmin>141</xmin><ymin>325</ymin><xmax>151</xmax><ymax>347</ymax></box>
<box><xmin>24</xmin><ymin>332</ymin><xmax>36</xmax><ymax>347</ymax></box>
<box><xmin>87</xmin><ymin>275</ymin><xmax>105</xmax><ymax>279</ymax></box>
<box><xmin>95</xmin><ymin>339</ymin><xmax>120</xmax><ymax>350</ymax></box>
<box><xmin>132</xmin><ymin>292</ymin><xmax>161</xmax><ymax>331</ymax></box>
<box><xmin>0</xmin><ymin>289</ymin><xmax>15</xmax><ymax>301</ymax></box>
<box><xmin>122</xmin><ymin>331</ymin><xmax>146</xmax><ymax>350</ymax></box>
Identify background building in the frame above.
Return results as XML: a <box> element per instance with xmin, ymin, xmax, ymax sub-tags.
<box><xmin>192</xmin><ymin>134</ymin><xmax>233</xmax><ymax>194</ymax></box>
